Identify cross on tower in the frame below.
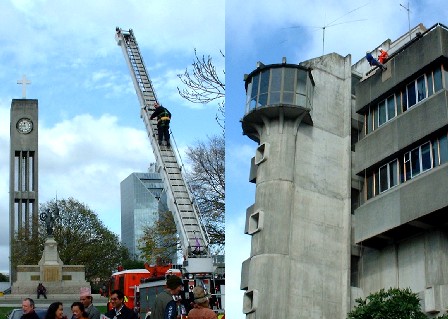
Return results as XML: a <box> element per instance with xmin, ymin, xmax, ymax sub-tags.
<box><xmin>17</xmin><ymin>74</ymin><xmax>31</xmax><ymax>98</ymax></box>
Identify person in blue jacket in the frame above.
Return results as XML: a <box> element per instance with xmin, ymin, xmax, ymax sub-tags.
<box><xmin>366</xmin><ymin>51</ymin><xmax>387</xmax><ymax>71</ymax></box>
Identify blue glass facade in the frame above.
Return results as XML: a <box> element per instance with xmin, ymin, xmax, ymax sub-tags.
<box><xmin>120</xmin><ymin>172</ymin><xmax>165</xmax><ymax>260</ymax></box>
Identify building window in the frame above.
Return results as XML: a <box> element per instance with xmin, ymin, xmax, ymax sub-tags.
<box><xmin>406</xmin><ymin>81</ymin><xmax>417</xmax><ymax>109</ymax></box>
<box><xmin>377</xmin><ymin>95</ymin><xmax>396</xmax><ymax>128</ymax></box>
<box><xmin>379</xmin><ymin>160</ymin><xmax>398</xmax><ymax>193</ymax></box>
<box><xmin>416</xmin><ymin>75</ymin><xmax>427</xmax><ymax>102</ymax></box>
<box><xmin>269</xmin><ymin>68</ymin><xmax>282</xmax><ymax>104</ymax></box>
<box><xmin>366</xmin><ymin>174</ymin><xmax>374</xmax><ymax>200</ymax></box>
<box><xmin>427</xmin><ymin>71</ymin><xmax>434</xmax><ymax>97</ymax></box>
<box><xmin>364</xmin><ymin>131</ymin><xmax>447</xmax><ymax>201</ymax></box>
<box><xmin>440</xmin><ymin>134</ymin><xmax>448</xmax><ymax>164</ymax></box>
<box><xmin>433</xmin><ymin>134</ymin><xmax>448</xmax><ymax>166</ymax></box>
<box><xmin>407</xmin><ymin>142</ymin><xmax>432</xmax><ymax>178</ymax></box>
<box><xmin>434</xmin><ymin>66</ymin><xmax>443</xmax><ymax>92</ymax></box>
<box><xmin>363</xmin><ymin>65</ymin><xmax>445</xmax><ymax>135</ymax></box>
<box><xmin>258</xmin><ymin>70</ymin><xmax>269</xmax><ymax>106</ymax></box>
<box><xmin>387</xmin><ymin>95</ymin><xmax>396</xmax><ymax>121</ymax></box>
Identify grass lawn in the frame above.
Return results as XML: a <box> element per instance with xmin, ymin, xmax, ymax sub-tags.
<box><xmin>0</xmin><ymin>307</ymin><xmax>14</xmax><ymax>319</ymax></box>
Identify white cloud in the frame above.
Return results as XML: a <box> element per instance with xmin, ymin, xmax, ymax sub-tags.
<box><xmin>0</xmin><ymin>104</ymin><xmax>153</xmax><ymax>271</ymax></box>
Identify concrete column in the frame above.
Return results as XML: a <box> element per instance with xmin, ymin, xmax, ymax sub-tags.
<box><xmin>241</xmin><ymin>56</ymin><xmax>352</xmax><ymax>319</ymax></box>
<box><xmin>243</xmin><ymin>112</ymin><xmax>305</xmax><ymax>318</ymax></box>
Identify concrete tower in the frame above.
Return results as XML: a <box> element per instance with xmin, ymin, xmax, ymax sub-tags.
<box><xmin>240</xmin><ymin>56</ymin><xmax>352</xmax><ymax>318</ymax></box>
<box><xmin>9</xmin><ymin>97</ymin><xmax>39</xmax><ymax>280</ymax></box>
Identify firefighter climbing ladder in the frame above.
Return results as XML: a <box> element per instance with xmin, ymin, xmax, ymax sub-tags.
<box><xmin>115</xmin><ymin>28</ymin><xmax>213</xmax><ymax>271</ymax></box>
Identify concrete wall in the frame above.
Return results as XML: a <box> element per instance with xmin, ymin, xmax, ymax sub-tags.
<box><xmin>359</xmin><ymin>231</ymin><xmax>448</xmax><ymax>314</ymax></box>
<box><xmin>292</xmin><ymin>53</ymin><xmax>352</xmax><ymax>319</ymax></box>
<box><xmin>352</xmin><ymin>24</ymin><xmax>448</xmax><ymax>317</ymax></box>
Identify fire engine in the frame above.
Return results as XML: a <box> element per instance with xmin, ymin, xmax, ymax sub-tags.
<box><xmin>114</xmin><ymin>27</ymin><xmax>225</xmax><ymax>317</ymax></box>
<box><xmin>107</xmin><ymin>264</ymin><xmax>175</xmax><ymax>311</ymax></box>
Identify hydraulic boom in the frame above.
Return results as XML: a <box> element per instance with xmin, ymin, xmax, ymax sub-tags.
<box><xmin>115</xmin><ymin>27</ymin><xmax>213</xmax><ymax>273</ymax></box>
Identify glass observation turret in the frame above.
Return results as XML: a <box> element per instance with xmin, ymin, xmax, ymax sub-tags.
<box><xmin>242</xmin><ymin>59</ymin><xmax>315</xmax><ymax>142</ymax></box>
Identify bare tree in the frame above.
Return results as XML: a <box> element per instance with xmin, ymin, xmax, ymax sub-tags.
<box><xmin>138</xmin><ymin>135</ymin><xmax>225</xmax><ymax>257</ymax></box>
<box><xmin>186</xmin><ymin>135</ymin><xmax>225</xmax><ymax>254</ymax></box>
<box><xmin>177</xmin><ymin>49</ymin><xmax>225</xmax><ymax>132</ymax></box>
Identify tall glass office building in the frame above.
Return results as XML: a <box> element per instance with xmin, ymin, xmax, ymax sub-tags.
<box><xmin>120</xmin><ymin>171</ymin><xmax>166</xmax><ymax>261</ymax></box>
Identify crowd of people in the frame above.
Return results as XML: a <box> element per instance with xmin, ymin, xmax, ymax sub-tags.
<box><xmin>21</xmin><ymin>286</ymin><xmax>102</xmax><ymax>319</ymax></box>
<box><xmin>20</xmin><ymin>277</ymin><xmax>222</xmax><ymax>319</ymax></box>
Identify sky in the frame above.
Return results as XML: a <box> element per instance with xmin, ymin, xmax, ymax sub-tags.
<box><xmin>0</xmin><ymin>1</ymin><xmax>223</xmax><ymax>273</ymax></box>
<box><xmin>225</xmin><ymin>0</ymin><xmax>448</xmax><ymax>318</ymax></box>
<box><xmin>1</xmin><ymin>0</ymin><xmax>448</xmax><ymax>318</ymax></box>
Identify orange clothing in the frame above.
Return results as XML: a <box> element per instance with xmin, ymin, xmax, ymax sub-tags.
<box><xmin>378</xmin><ymin>50</ymin><xmax>389</xmax><ymax>64</ymax></box>
<box><xmin>187</xmin><ymin>306</ymin><xmax>217</xmax><ymax>319</ymax></box>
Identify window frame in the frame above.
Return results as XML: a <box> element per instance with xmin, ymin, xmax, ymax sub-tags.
<box><xmin>378</xmin><ymin>159</ymin><xmax>399</xmax><ymax>193</ymax></box>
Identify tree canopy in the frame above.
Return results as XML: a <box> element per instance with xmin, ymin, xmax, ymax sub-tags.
<box><xmin>138</xmin><ymin>210</ymin><xmax>178</xmax><ymax>264</ymax></box>
<box><xmin>347</xmin><ymin>287</ymin><xmax>448</xmax><ymax>319</ymax></box>
<box><xmin>11</xmin><ymin>198</ymin><xmax>130</xmax><ymax>289</ymax></box>
<box><xmin>0</xmin><ymin>273</ymin><xmax>9</xmax><ymax>282</ymax></box>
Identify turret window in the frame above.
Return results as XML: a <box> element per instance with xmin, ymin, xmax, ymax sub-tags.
<box><xmin>245</xmin><ymin>65</ymin><xmax>314</xmax><ymax>113</ymax></box>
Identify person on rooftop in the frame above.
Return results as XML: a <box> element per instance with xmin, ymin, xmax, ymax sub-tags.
<box><xmin>366</xmin><ymin>51</ymin><xmax>387</xmax><ymax>71</ymax></box>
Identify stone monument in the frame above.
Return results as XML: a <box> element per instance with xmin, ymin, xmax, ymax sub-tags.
<box><xmin>12</xmin><ymin>206</ymin><xmax>90</xmax><ymax>294</ymax></box>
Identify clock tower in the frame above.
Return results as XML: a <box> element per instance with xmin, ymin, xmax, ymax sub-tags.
<box><xmin>9</xmin><ymin>98</ymin><xmax>39</xmax><ymax>280</ymax></box>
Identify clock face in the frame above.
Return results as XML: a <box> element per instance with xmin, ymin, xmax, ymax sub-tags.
<box><xmin>17</xmin><ymin>118</ymin><xmax>33</xmax><ymax>134</ymax></box>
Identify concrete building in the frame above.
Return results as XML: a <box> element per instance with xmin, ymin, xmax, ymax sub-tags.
<box><xmin>352</xmin><ymin>23</ymin><xmax>448</xmax><ymax>315</ymax></box>
<box><xmin>120</xmin><ymin>169</ymin><xmax>168</xmax><ymax>261</ymax></box>
<box><xmin>240</xmin><ymin>23</ymin><xmax>448</xmax><ymax>318</ymax></box>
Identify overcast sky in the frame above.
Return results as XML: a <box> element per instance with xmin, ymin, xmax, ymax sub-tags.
<box><xmin>225</xmin><ymin>0</ymin><xmax>448</xmax><ymax>318</ymax></box>
<box><xmin>0</xmin><ymin>0</ymin><xmax>223</xmax><ymax>274</ymax></box>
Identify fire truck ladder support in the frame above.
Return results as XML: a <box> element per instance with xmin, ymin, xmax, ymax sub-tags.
<box><xmin>115</xmin><ymin>28</ymin><xmax>212</xmax><ymax>270</ymax></box>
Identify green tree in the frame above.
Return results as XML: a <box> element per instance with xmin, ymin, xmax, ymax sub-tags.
<box><xmin>9</xmin><ymin>198</ymin><xmax>130</xmax><ymax>289</ymax></box>
<box><xmin>39</xmin><ymin>198</ymin><xmax>130</xmax><ymax>288</ymax></box>
<box><xmin>120</xmin><ymin>259</ymin><xmax>145</xmax><ymax>270</ymax></box>
<box><xmin>348</xmin><ymin>287</ymin><xmax>427</xmax><ymax>319</ymax></box>
<box><xmin>0</xmin><ymin>273</ymin><xmax>9</xmax><ymax>282</ymax></box>
<box><xmin>11</xmin><ymin>227</ymin><xmax>41</xmax><ymax>277</ymax></box>
<box><xmin>138</xmin><ymin>210</ymin><xmax>178</xmax><ymax>264</ymax></box>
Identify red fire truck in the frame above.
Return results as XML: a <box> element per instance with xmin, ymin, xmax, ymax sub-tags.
<box><xmin>107</xmin><ymin>264</ymin><xmax>174</xmax><ymax>311</ymax></box>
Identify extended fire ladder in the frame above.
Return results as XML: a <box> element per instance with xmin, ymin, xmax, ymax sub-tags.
<box><xmin>115</xmin><ymin>28</ymin><xmax>213</xmax><ymax>273</ymax></box>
